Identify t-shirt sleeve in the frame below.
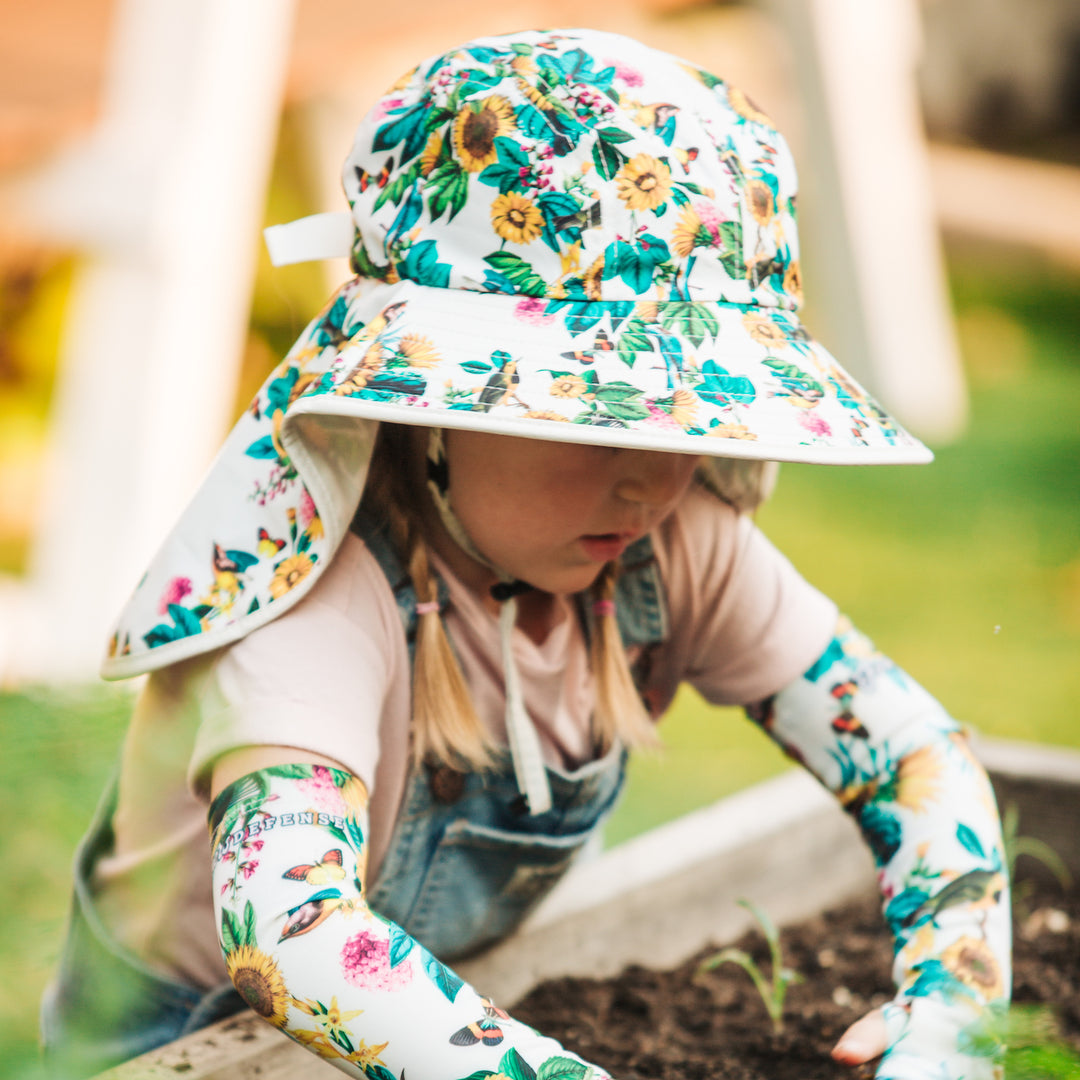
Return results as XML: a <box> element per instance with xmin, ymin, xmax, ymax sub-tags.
<box><xmin>188</xmin><ymin>534</ymin><xmax>404</xmax><ymax>794</ymax></box>
<box><xmin>651</xmin><ymin>486</ymin><xmax>838</xmax><ymax>708</ymax></box>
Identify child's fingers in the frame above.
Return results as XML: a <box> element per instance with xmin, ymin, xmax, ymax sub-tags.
<box><xmin>831</xmin><ymin>1007</ymin><xmax>888</xmax><ymax>1065</ymax></box>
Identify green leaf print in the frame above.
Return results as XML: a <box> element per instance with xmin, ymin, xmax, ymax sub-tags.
<box><xmin>515</xmin><ymin>102</ymin><xmax>554</xmax><ymax>145</ymax></box>
<box><xmin>479</xmin><ymin>137</ymin><xmax>533</xmax><ymax>195</ymax></box>
<box><xmin>266</xmin><ymin>763</ymin><xmax>316</xmax><ymax>781</ymax></box>
<box><xmin>607</xmin><ymin>238</ymin><xmax>669</xmax><ymax>295</ymax></box>
<box><xmin>387</xmin><ymin>923</ymin><xmax>414</xmax><ymax>968</ymax></box>
<box><xmin>372</xmin><ymin>101</ymin><xmax>430</xmax><ymax>163</ymax></box>
<box><xmin>884</xmin><ymin>886</ymin><xmax>930</xmax><ymax>935</ymax></box>
<box><xmin>591</xmin><ymin>137</ymin><xmax>628</xmax><ymax>181</ymax></box>
<box><xmin>265</xmin><ymin>367</ymin><xmax>300</xmax><ymax>415</ymax></box>
<box><xmin>593</xmin><ymin>381</ymin><xmax>644</xmax><ymax>404</ymax></box>
<box><xmin>364</xmin><ymin>1065</ymin><xmax>400</xmax><ymax>1080</ymax></box>
<box><xmin>403</xmin><ymin>240</ymin><xmax>453</xmax><ymax>289</ymax></box>
<box><xmin>596</xmin><ymin>125</ymin><xmax>633</xmax><ymax>144</ymax></box>
<box><xmin>221</xmin><ymin>907</ymin><xmax>243</xmax><ymax>953</ymax></box>
<box><xmin>242</xmin><ymin>900</ymin><xmax>258</xmax><ymax>947</ymax></box>
<box><xmin>244</xmin><ymin>435</ymin><xmax>279</xmax><ymax>460</ymax></box>
<box><xmin>420</xmin><ymin>946</ymin><xmax>465</xmax><ymax>1002</ymax></box>
<box><xmin>956</xmin><ymin>823</ymin><xmax>987</xmax><ymax>860</ymax></box>
<box><xmin>427</xmin><ymin>162</ymin><xmax>470</xmax><ymax>222</ymax></box>
<box><xmin>224</xmin><ymin>549</ymin><xmax>258</xmax><ymax>572</ymax></box>
<box><xmin>907</xmin><ymin>959</ymin><xmax>974</xmax><ymax>1005</ymax></box>
<box><xmin>208</xmin><ymin>773</ymin><xmax>269</xmax><ymax>837</ymax></box>
<box><xmin>374</xmin><ymin>159</ymin><xmax>424</xmax><ymax>214</ymax></box>
<box><xmin>483</xmin><ymin>252</ymin><xmax>547</xmax><ymax>297</ymax></box>
<box><xmin>536</xmin><ymin>190</ymin><xmax>584</xmax><ymax>251</ymax></box>
<box><xmin>500</xmin><ymin>1047</ymin><xmax>538</xmax><ymax>1080</ymax></box>
<box><xmin>604</xmin><ymin>400</ymin><xmax>651</xmax><ymax>423</ymax></box>
<box><xmin>388</xmin><ymin>185</ymin><xmax>424</xmax><ymax>241</ymax></box>
<box><xmin>615</xmin><ymin>318</ymin><xmax>655</xmax><ymax>368</ymax></box>
<box><xmin>660</xmin><ymin>302</ymin><xmax>720</xmax><ymax>348</ymax></box>
<box><xmin>537</xmin><ymin>1056</ymin><xmax>589</xmax><ymax>1080</ymax></box>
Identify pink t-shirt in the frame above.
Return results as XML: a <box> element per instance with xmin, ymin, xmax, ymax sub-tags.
<box><xmin>94</xmin><ymin>486</ymin><xmax>836</xmax><ymax>989</ymax></box>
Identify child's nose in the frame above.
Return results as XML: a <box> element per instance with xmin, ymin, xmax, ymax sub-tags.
<box><xmin>612</xmin><ymin>450</ymin><xmax>694</xmax><ymax>507</ymax></box>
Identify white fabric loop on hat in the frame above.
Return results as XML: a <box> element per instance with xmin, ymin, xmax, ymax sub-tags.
<box><xmin>263</xmin><ymin>212</ymin><xmax>354</xmax><ymax>266</ymax></box>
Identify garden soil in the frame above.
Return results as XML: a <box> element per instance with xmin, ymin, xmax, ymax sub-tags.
<box><xmin>512</xmin><ymin>879</ymin><xmax>1080</xmax><ymax>1080</ymax></box>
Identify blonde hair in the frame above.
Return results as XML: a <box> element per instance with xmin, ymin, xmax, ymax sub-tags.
<box><xmin>363</xmin><ymin>424</ymin><xmax>672</xmax><ymax>770</ymax></box>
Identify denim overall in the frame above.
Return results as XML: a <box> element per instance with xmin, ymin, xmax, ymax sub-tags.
<box><xmin>41</xmin><ymin>513</ymin><xmax>668</xmax><ymax>1075</ymax></box>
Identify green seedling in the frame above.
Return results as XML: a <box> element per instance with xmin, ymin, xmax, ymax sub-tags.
<box><xmin>1002</xmin><ymin>802</ymin><xmax>1073</xmax><ymax>919</ymax></box>
<box><xmin>698</xmin><ymin>898</ymin><xmax>802</xmax><ymax>1035</ymax></box>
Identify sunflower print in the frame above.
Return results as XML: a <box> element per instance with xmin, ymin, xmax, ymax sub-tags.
<box><xmin>745</xmin><ymin>178</ymin><xmax>775</xmax><ymax>226</ymax></box>
<box><xmin>226</xmin><ymin>945</ymin><xmax>291</xmax><ymax>1026</ymax></box>
<box><xmin>727</xmin><ymin>85</ymin><xmax>773</xmax><ymax>126</ymax></box>
<box><xmin>941</xmin><ymin>937</ymin><xmax>1005</xmax><ymax>1001</ymax></box>
<box><xmin>491</xmin><ymin>192</ymin><xmax>545</xmax><ymax>245</ymax></box>
<box><xmin>615</xmin><ymin>154</ymin><xmax>672</xmax><ymax>212</ymax></box>
<box><xmin>397</xmin><ymin>334</ymin><xmax>441</xmax><ymax>369</ymax></box>
<box><xmin>453</xmin><ymin>95</ymin><xmax>517</xmax><ymax>172</ymax></box>
<box><xmin>269</xmin><ymin>553</ymin><xmax>316</xmax><ymax>599</ymax></box>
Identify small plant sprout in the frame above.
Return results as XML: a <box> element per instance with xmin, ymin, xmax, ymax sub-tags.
<box><xmin>697</xmin><ymin>898</ymin><xmax>803</xmax><ymax>1035</ymax></box>
<box><xmin>1002</xmin><ymin>802</ymin><xmax>1073</xmax><ymax>918</ymax></box>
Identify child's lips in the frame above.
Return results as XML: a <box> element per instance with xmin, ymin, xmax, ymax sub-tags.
<box><xmin>578</xmin><ymin>531</ymin><xmax>637</xmax><ymax>562</ymax></box>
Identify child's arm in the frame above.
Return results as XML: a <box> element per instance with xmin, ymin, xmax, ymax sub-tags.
<box><xmin>208</xmin><ymin>748</ymin><xmax>611</xmax><ymax>1080</ymax></box>
<box><xmin>746</xmin><ymin>616</ymin><xmax>1009</xmax><ymax>1080</ymax></box>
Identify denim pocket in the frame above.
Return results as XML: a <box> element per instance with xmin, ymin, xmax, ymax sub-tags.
<box><xmin>404</xmin><ymin>819</ymin><xmax>590</xmax><ymax>959</ymax></box>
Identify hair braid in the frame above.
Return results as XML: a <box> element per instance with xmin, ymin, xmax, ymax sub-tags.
<box><xmin>588</xmin><ymin>561</ymin><xmax>660</xmax><ymax>754</ymax></box>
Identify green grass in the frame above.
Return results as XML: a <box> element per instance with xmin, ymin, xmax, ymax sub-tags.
<box><xmin>0</xmin><ymin>685</ymin><xmax>133</xmax><ymax>1079</ymax></box>
<box><xmin>2</xmin><ymin>240</ymin><xmax>1077</xmax><ymax>1072</ymax></box>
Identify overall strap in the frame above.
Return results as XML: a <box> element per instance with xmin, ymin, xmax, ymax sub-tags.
<box><xmin>350</xmin><ymin>507</ymin><xmax>449</xmax><ymax>661</ymax></box>
<box><xmin>612</xmin><ymin>533</ymin><xmax>669</xmax><ymax>650</ymax></box>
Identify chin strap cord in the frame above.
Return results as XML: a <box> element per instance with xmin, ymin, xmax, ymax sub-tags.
<box><xmin>499</xmin><ymin>596</ymin><xmax>553</xmax><ymax>814</ymax></box>
<box><xmin>426</xmin><ymin>428</ymin><xmax>552</xmax><ymax>815</ymax></box>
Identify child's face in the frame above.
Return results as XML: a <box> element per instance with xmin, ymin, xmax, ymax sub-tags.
<box><xmin>442</xmin><ymin>430</ymin><xmax>700</xmax><ymax>595</ymax></box>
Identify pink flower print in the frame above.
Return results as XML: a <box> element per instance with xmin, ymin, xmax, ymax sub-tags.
<box><xmin>296</xmin><ymin>766</ymin><xmax>349</xmax><ymax>815</ymax></box>
<box><xmin>239</xmin><ymin>860</ymin><xmax>259</xmax><ymax>880</ymax></box>
<box><xmin>797</xmin><ymin>410</ymin><xmax>832</xmax><ymax>437</ymax></box>
<box><xmin>159</xmin><ymin>576</ymin><xmax>193</xmax><ymax>615</ymax></box>
<box><xmin>298</xmin><ymin>487</ymin><xmax>317</xmax><ymax>528</ymax></box>
<box><xmin>609</xmin><ymin>60</ymin><xmax>643</xmax><ymax>88</ymax></box>
<box><xmin>513</xmin><ymin>297</ymin><xmax>557</xmax><ymax>326</ymax></box>
<box><xmin>642</xmin><ymin>404</ymin><xmax>681</xmax><ymax>431</ymax></box>
<box><xmin>341</xmin><ymin>931</ymin><xmax>413</xmax><ymax>991</ymax></box>
<box><xmin>695</xmin><ymin>201</ymin><xmax>724</xmax><ymax>245</ymax></box>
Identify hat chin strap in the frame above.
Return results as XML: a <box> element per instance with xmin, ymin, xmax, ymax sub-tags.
<box><xmin>425</xmin><ymin>429</ymin><xmax>552</xmax><ymax>815</ymax></box>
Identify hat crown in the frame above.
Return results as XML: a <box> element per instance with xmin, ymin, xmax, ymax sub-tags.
<box><xmin>344</xmin><ymin>29</ymin><xmax>802</xmax><ymax>310</ymax></box>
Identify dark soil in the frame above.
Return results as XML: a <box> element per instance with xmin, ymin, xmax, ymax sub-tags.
<box><xmin>512</xmin><ymin>880</ymin><xmax>1080</xmax><ymax>1080</ymax></box>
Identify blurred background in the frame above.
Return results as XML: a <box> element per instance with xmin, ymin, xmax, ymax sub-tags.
<box><xmin>1</xmin><ymin>0</ymin><xmax>1078</xmax><ymax>1074</ymax></box>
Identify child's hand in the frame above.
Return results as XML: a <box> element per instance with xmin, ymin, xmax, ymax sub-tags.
<box><xmin>831</xmin><ymin>1006</ymin><xmax>888</xmax><ymax>1066</ymax></box>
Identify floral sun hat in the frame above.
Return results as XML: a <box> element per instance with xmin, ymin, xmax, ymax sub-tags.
<box><xmin>102</xmin><ymin>28</ymin><xmax>931</xmax><ymax>678</ymax></box>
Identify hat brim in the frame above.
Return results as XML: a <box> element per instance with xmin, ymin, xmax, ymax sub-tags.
<box><xmin>296</xmin><ymin>279</ymin><xmax>931</xmax><ymax>466</ymax></box>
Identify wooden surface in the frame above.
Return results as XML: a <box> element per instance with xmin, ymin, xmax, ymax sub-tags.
<box><xmin>94</xmin><ymin>737</ymin><xmax>1080</xmax><ymax>1080</ymax></box>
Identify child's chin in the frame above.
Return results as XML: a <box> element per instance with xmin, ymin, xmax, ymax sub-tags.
<box><xmin>530</xmin><ymin>564</ymin><xmax>607</xmax><ymax>597</ymax></box>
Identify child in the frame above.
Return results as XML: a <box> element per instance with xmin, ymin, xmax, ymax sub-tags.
<box><xmin>43</xmin><ymin>28</ymin><xmax>1010</xmax><ymax>1080</ymax></box>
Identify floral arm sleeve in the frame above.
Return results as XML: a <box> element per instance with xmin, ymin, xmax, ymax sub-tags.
<box><xmin>209</xmin><ymin>764</ymin><xmax>609</xmax><ymax>1080</ymax></box>
<box><xmin>747</xmin><ymin>616</ymin><xmax>1010</xmax><ymax>1080</ymax></box>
